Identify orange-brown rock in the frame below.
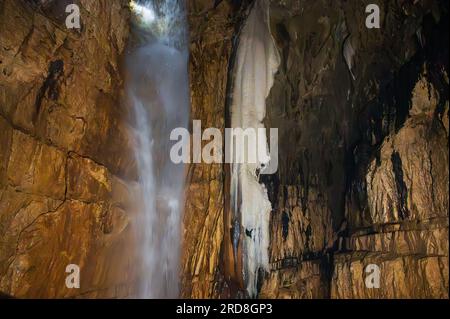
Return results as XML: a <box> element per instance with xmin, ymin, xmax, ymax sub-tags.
<box><xmin>0</xmin><ymin>0</ymin><xmax>448</xmax><ymax>299</ymax></box>
<box><xmin>182</xmin><ymin>0</ymin><xmax>448</xmax><ymax>299</ymax></box>
<box><xmin>0</xmin><ymin>0</ymin><xmax>137</xmax><ymax>298</ymax></box>
<box><xmin>331</xmin><ymin>68</ymin><xmax>449</xmax><ymax>298</ymax></box>
<box><xmin>258</xmin><ymin>0</ymin><xmax>448</xmax><ymax>299</ymax></box>
<box><xmin>181</xmin><ymin>0</ymin><xmax>236</xmax><ymax>299</ymax></box>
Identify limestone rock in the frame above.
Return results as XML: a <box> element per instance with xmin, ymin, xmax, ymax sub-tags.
<box><xmin>181</xmin><ymin>0</ymin><xmax>237</xmax><ymax>298</ymax></box>
<box><xmin>0</xmin><ymin>0</ymin><xmax>448</xmax><ymax>299</ymax></box>
<box><xmin>0</xmin><ymin>0</ymin><xmax>137</xmax><ymax>298</ymax></box>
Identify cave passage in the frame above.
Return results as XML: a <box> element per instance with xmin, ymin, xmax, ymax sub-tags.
<box><xmin>126</xmin><ymin>0</ymin><xmax>189</xmax><ymax>298</ymax></box>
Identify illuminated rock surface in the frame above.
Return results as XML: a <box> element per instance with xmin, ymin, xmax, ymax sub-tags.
<box><xmin>0</xmin><ymin>0</ymin><xmax>448</xmax><ymax>299</ymax></box>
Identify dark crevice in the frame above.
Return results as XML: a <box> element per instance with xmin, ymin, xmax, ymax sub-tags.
<box><xmin>281</xmin><ymin>211</ymin><xmax>289</xmax><ymax>241</ymax></box>
<box><xmin>391</xmin><ymin>151</ymin><xmax>409</xmax><ymax>219</ymax></box>
<box><xmin>34</xmin><ymin>59</ymin><xmax>64</xmax><ymax>122</ymax></box>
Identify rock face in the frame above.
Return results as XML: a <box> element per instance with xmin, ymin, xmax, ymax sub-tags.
<box><xmin>331</xmin><ymin>67</ymin><xmax>449</xmax><ymax>298</ymax></box>
<box><xmin>181</xmin><ymin>0</ymin><xmax>236</xmax><ymax>299</ymax></box>
<box><xmin>0</xmin><ymin>0</ymin><xmax>137</xmax><ymax>297</ymax></box>
<box><xmin>0</xmin><ymin>0</ymin><xmax>448</xmax><ymax>299</ymax></box>
<box><xmin>262</xmin><ymin>0</ymin><xmax>448</xmax><ymax>299</ymax></box>
<box><xmin>184</xmin><ymin>0</ymin><xmax>448</xmax><ymax>299</ymax></box>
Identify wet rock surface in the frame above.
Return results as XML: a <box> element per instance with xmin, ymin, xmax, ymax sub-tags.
<box><xmin>0</xmin><ymin>0</ymin><xmax>448</xmax><ymax>299</ymax></box>
<box><xmin>0</xmin><ymin>0</ymin><xmax>137</xmax><ymax>298</ymax></box>
<box><xmin>261</xmin><ymin>0</ymin><xmax>449</xmax><ymax>298</ymax></box>
<box><xmin>181</xmin><ymin>0</ymin><xmax>237</xmax><ymax>299</ymax></box>
<box><xmin>184</xmin><ymin>0</ymin><xmax>448</xmax><ymax>299</ymax></box>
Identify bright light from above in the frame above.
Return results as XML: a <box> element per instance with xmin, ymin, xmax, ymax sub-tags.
<box><xmin>130</xmin><ymin>1</ymin><xmax>156</xmax><ymax>24</ymax></box>
<box><xmin>129</xmin><ymin>0</ymin><xmax>184</xmax><ymax>44</ymax></box>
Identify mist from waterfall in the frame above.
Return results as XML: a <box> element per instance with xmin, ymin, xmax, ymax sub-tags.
<box><xmin>126</xmin><ymin>0</ymin><xmax>189</xmax><ymax>298</ymax></box>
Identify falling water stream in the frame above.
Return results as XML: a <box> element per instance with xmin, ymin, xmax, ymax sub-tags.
<box><xmin>126</xmin><ymin>0</ymin><xmax>277</xmax><ymax>299</ymax></box>
<box><xmin>126</xmin><ymin>0</ymin><xmax>189</xmax><ymax>298</ymax></box>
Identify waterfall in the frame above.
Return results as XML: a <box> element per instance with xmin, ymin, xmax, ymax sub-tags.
<box><xmin>230</xmin><ymin>0</ymin><xmax>280</xmax><ymax>297</ymax></box>
<box><xmin>126</xmin><ymin>0</ymin><xmax>189</xmax><ymax>298</ymax></box>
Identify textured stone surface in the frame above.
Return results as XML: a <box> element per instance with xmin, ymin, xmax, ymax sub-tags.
<box><xmin>181</xmin><ymin>0</ymin><xmax>448</xmax><ymax>299</ymax></box>
<box><xmin>331</xmin><ymin>67</ymin><xmax>449</xmax><ymax>298</ymax></box>
<box><xmin>260</xmin><ymin>259</ymin><xmax>328</xmax><ymax>299</ymax></box>
<box><xmin>181</xmin><ymin>0</ymin><xmax>236</xmax><ymax>299</ymax></box>
<box><xmin>260</xmin><ymin>0</ymin><xmax>449</xmax><ymax>299</ymax></box>
<box><xmin>0</xmin><ymin>0</ymin><xmax>448</xmax><ymax>299</ymax></box>
<box><xmin>332</xmin><ymin>254</ymin><xmax>449</xmax><ymax>299</ymax></box>
<box><xmin>0</xmin><ymin>0</ymin><xmax>137</xmax><ymax>298</ymax></box>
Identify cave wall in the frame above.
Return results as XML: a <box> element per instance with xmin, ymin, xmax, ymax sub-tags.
<box><xmin>261</xmin><ymin>0</ymin><xmax>449</xmax><ymax>298</ymax></box>
<box><xmin>0</xmin><ymin>0</ymin><xmax>447</xmax><ymax>299</ymax></box>
<box><xmin>0</xmin><ymin>0</ymin><xmax>137</xmax><ymax>298</ymax></box>
<box><xmin>184</xmin><ymin>0</ymin><xmax>448</xmax><ymax>299</ymax></box>
<box><xmin>182</xmin><ymin>0</ymin><xmax>235</xmax><ymax>299</ymax></box>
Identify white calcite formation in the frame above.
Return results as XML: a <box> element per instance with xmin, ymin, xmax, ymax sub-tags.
<box><xmin>230</xmin><ymin>0</ymin><xmax>280</xmax><ymax>297</ymax></box>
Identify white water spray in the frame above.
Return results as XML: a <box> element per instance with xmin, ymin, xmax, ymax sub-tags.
<box><xmin>127</xmin><ymin>0</ymin><xmax>189</xmax><ymax>298</ymax></box>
